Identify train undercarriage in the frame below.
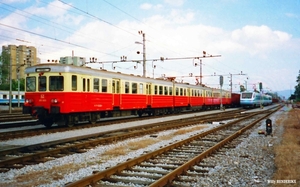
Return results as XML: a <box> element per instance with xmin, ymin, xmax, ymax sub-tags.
<box><xmin>24</xmin><ymin>104</ymin><xmax>228</xmax><ymax>128</ymax></box>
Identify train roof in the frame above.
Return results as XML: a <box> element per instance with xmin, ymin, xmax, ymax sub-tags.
<box><xmin>25</xmin><ymin>63</ymin><xmax>228</xmax><ymax>92</ymax></box>
<box><xmin>0</xmin><ymin>90</ymin><xmax>25</xmax><ymax>94</ymax></box>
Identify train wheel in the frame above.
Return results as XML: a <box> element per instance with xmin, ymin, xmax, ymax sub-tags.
<box><xmin>65</xmin><ymin>115</ymin><xmax>74</xmax><ymax>127</ymax></box>
<box><xmin>137</xmin><ymin>110</ymin><xmax>143</xmax><ymax>117</ymax></box>
<box><xmin>90</xmin><ymin>113</ymin><xmax>97</xmax><ymax>125</ymax></box>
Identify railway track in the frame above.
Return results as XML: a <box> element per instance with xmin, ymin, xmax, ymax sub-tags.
<box><xmin>0</xmin><ymin>108</ymin><xmax>252</xmax><ymax>173</ymax></box>
<box><xmin>64</xmin><ymin>106</ymin><xmax>281</xmax><ymax>187</ymax></box>
<box><xmin>0</xmin><ymin>112</ymin><xmax>37</xmax><ymax>129</ymax></box>
<box><xmin>0</xmin><ymin>108</ymin><xmax>247</xmax><ymax>141</ymax></box>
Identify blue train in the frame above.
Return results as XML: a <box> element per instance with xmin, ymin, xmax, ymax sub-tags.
<box><xmin>0</xmin><ymin>90</ymin><xmax>24</xmax><ymax>106</ymax></box>
<box><xmin>240</xmin><ymin>91</ymin><xmax>272</xmax><ymax>108</ymax></box>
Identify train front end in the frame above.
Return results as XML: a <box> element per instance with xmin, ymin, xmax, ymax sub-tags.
<box><xmin>23</xmin><ymin>64</ymin><xmax>66</xmax><ymax>127</ymax></box>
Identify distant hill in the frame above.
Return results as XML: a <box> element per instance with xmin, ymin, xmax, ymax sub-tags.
<box><xmin>274</xmin><ymin>90</ymin><xmax>294</xmax><ymax>100</ymax></box>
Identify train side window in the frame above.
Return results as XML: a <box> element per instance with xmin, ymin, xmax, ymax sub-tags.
<box><xmin>49</xmin><ymin>76</ymin><xmax>64</xmax><ymax>91</ymax></box>
<box><xmin>3</xmin><ymin>95</ymin><xmax>7</xmax><ymax>99</ymax></box>
<box><xmin>154</xmin><ymin>85</ymin><xmax>158</xmax><ymax>95</ymax></box>
<box><xmin>164</xmin><ymin>86</ymin><xmax>168</xmax><ymax>95</ymax></box>
<box><xmin>132</xmin><ymin>83</ymin><xmax>137</xmax><ymax>94</ymax></box>
<box><xmin>180</xmin><ymin>88</ymin><xmax>183</xmax><ymax>96</ymax></box>
<box><xmin>139</xmin><ymin>83</ymin><xmax>143</xmax><ymax>94</ymax></box>
<box><xmin>93</xmin><ymin>78</ymin><xmax>99</xmax><ymax>92</ymax></box>
<box><xmin>72</xmin><ymin>75</ymin><xmax>77</xmax><ymax>91</ymax></box>
<box><xmin>87</xmin><ymin>79</ymin><xmax>90</xmax><ymax>92</ymax></box>
<box><xmin>125</xmin><ymin>82</ymin><xmax>129</xmax><ymax>93</ymax></box>
<box><xmin>83</xmin><ymin>78</ymin><xmax>86</xmax><ymax>91</ymax></box>
<box><xmin>102</xmin><ymin>79</ymin><xmax>107</xmax><ymax>92</ymax></box>
<box><xmin>176</xmin><ymin>87</ymin><xmax>179</xmax><ymax>96</ymax></box>
<box><xmin>26</xmin><ymin>76</ymin><xmax>36</xmax><ymax>92</ymax></box>
<box><xmin>169</xmin><ymin>87</ymin><xmax>172</xmax><ymax>95</ymax></box>
<box><xmin>159</xmin><ymin>86</ymin><xmax>163</xmax><ymax>95</ymax></box>
<box><xmin>38</xmin><ymin>76</ymin><xmax>47</xmax><ymax>91</ymax></box>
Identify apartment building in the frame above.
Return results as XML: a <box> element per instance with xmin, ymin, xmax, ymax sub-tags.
<box><xmin>2</xmin><ymin>45</ymin><xmax>38</xmax><ymax>80</ymax></box>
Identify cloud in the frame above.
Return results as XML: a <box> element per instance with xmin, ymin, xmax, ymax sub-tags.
<box><xmin>285</xmin><ymin>13</ymin><xmax>299</xmax><ymax>19</ymax></box>
<box><xmin>1</xmin><ymin>0</ymin><xmax>28</xmax><ymax>3</ymax></box>
<box><xmin>140</xmin><ymin>3</ymin><xmax>163</xmax><ymax>10</ymax></box>
<box><xmin>230</xmin><ymin>25</ymin><xmax>292</xmax><ymax>55</ymax></box>
<box><xmin>164</xmin><ymin>0</ymin><xmax>185</xmax><ymax>6</ymax></box>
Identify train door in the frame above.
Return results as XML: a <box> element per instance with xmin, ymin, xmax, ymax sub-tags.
<box><xmin>146</xmin><ymin>83</ymin><xmax>152</xmax><ymax>106</ymax></box>
<box><xmin>82</xmin><ymin>78</ymin><xmax>91</xmax><ymax>91</ymax></box>
<box><xmin>112</xmin><ymin>79</ymin><xmax>120</xmax><ymax>106</ymax></box>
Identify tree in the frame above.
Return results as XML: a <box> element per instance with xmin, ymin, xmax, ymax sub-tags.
<box><xmin>0</xmin><ymin>50</ymin><xmax>10</xmax><ymax>86</ymax></box>
<box><xmin>294</xmin><ymin>70</ymin><xmax>300</xmax><ymax>102</ymax></box>
<box><xmin>0</xmin><ymin>51</ymin><xmax>25</xmax><ymax>91</ymax></box>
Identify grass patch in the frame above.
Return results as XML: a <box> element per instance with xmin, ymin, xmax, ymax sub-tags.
<box><xmin>272</xmin><ymin>108</ymin><xmax>300</xmax><ymax>186</ymax></box>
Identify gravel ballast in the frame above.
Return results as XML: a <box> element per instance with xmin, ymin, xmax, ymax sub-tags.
<box><xmin>0</xmin><ymin>105</ymin><xmax>288</xmax><ymax>186</ymax></box>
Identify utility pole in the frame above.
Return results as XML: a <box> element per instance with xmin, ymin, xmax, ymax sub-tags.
<box><xmin>9</xmin><ymin>55</ymin><xmax>12</xmax><ymax>114</ymax></box>
<box><xmin>135</xmin><ymin>31</ymin><xmax>146</xmax><ymax>77</ymax></box>
<box><xmin>229</xmin><ymin>71</ymin><xmax>247</xmax><ymax>93</ymax></box>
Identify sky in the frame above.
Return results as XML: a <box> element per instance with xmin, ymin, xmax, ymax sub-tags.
<box><xmin>0</xmin><ymin>0</ymin><xmax>299</xmax><ymax>98</ymax></box>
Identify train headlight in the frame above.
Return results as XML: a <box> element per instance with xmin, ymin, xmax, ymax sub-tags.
<box><xmin>51</xmin><ymin>98</ymin><xmax>59</xmax><ymax>104</ymax></box>
<box><xmin>25</xmin><ymin>99</ymin><xmax>33</xmax><ymax>104</ymax></box>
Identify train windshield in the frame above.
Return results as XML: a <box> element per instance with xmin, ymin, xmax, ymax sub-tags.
<box><xmin>241</xmin><ymin>93</ymin><xmax>253</xmax><ymax>99</ymax></box>
<box><xmin>26</xmin><ymin>77</ymin><xmax>36</xmax><ymax>92</ymax></box>
<box><xmin>38</xmin><ymin>76</ymin><xmax>47</xmax><ymax>91</ymax></box>
<box><xmin>49</xmin><ymin>76</ymin><xmax>64</xmax><ymax>91</ymax></box>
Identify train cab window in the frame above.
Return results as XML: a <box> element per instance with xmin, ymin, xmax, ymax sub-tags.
<box><xmin>102</xmin><ymin>79</ymin><xmax>107</xmax><ymax>92</ymax></box>
<box><xmin>26</xmin><ymin>76</ymin><xmax>36</xmax><ymax>92</ymax></box>
<box><xmin>242</xmin><ymin>93</ymin><xmax>253</xmax><ymax>99</ymax></box>
<box><xmin>38</xmin><ymin>76</ymin><xmax>47</xmax><ymax>91</ymax></box>
<box><xmin>132</xmin><ymin>83</ymin><xmax>137</xmax><ymax>94</ymax></box>
<box><xmin>154</xmin><ymin>85</ymin><xmax>158</xmax><ymax>95</ymax></box>
<box><xmin>139</xmin><ymin>83</ymin><xmax>143</xmax><ymax>94</ymax></box>
<box><xmin>125</xmin><ymin>82</ymin><xmax>129</xmax><ymax>93</ymax></box>
<box><xmin>159</xmin><ymin>86</ymin><xmax>163</xmax><ymax>95</ymax></box>
<box><xmin>169</xmin><ymin>87</ymin><xmax>172</xmax><ymax>95</ymax></box>
<box><xmin>72</xmin><ymin>75</ymin><xmax>77</xmax><ymax>91</ymax></box>
<box><xmin>93</xmin><ymin>78</ymin><xmax>99</xmax><ymax>92</ymax></box>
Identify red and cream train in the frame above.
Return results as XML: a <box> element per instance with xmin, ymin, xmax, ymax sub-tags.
<box><xmin>23</xmin><ymin>62</ymin><xmax>240</xmax><ymax>127</ymax></box>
